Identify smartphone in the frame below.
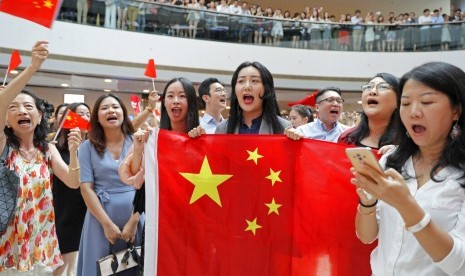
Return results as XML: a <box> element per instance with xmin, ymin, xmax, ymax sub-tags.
<box><xmin>345</xmin><ymin>147</ymin><xmax>384</xmax><ymax>200</ymax></box>
<box><xmin>345</xmin><ymin>147</ymin><xmax>384</xmax><ymax>175</ymax></box>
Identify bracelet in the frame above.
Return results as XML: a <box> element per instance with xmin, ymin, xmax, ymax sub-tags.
<box><xmin>406</xmin><ymin>212</ymin><xmax>431</xmax><ymax>233</ymax></box>
<box><xmin>357</xmin><ymin>205</ymin><xmax>376</xmax><ymax>216</ymax></box>
<box><xmin>70</xmin><ymin>166</ymin><xmax>80</xmax><ymax>171</ymax></box>
<box><xmin>146</xmin><ymin>107</ymin><xmax>154</xmax><ymax>113</ymax></box>
<box><xmin>359</xmin><ymin>199</ymin><xmax>378</xmax><ymax>208</ymax></box>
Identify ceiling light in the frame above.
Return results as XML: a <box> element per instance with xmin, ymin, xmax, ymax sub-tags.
<box><xmin>10</xmin><ymin>70</ymin><xmax>18</xmax><ymax>75</ymax></box>
<box><xmin>357</xmin><ymin>101</ymin><xmax>362</xmax><ymax>104</ymax></box>
<box><xmin>61</xmin><ymin>83</ymin><xmax>69</xmax><ymax>87</ymax></box>
<box><xmin>104</xmin><ymin>79</ymin><xmax>112</xmax><ymax>83</ymax></box>
<box><xmin>104</xmin><ymin>89</ymin><xmax>111</xmax><ymax>92</ymax></box>
<box><xmin>143</xmin><ymin>89</ymin><xmax>150</xmax><ymax>93</ymax></box>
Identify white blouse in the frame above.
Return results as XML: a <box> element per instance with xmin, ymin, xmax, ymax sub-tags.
<box><xmin>372</xmin><ymin>155</ymin><xmax>465</xmax><ymax>275</ymax></box>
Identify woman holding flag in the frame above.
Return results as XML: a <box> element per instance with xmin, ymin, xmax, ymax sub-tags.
<box><xmin>118</xmin><ymin>77</ymin><xmax>199</xmax><ymax>272</ymax></box>
<box><xmin>52</xmin><ymin>102</ymin><xmax>91</xmax><ymax>276</ymax></box>
<box><xmin>0</xmin><ymin>41</ymin><xmax>82</xmax><ymax>274</ymax></box>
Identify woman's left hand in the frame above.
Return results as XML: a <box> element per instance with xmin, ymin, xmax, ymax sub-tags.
<box><xmin>67</xmin><ymin>127</ymin><xmax>82</xmax><ymax>152</ymax></box>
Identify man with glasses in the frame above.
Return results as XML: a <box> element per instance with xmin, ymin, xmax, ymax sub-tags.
<box><xmin>198</xmin><ymin>77</ymin><xmax>228</xmax><ymax>133</ymax></box>
<box><xmin>286</xmin><ymin>87</ymin><xmax>348</xmax><ymax>141</ymax></box>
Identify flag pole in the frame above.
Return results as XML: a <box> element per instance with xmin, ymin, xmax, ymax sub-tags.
<box><xmin>52</xmin><ymin>109</ymin><xmax>70</xmax><ymax>142</ymax></box>
<box><xmin>2</xmin><ymin>65</ymin><xmax>10</xmax><ymax>86</ymax></box>
<box><xmin>152</xmin><ymin>78</ymin><xmax>156</xmax><ymax>91</ymax></box>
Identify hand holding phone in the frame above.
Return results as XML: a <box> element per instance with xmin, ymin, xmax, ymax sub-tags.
<box><xmin>346</xmin><ymin>147</ymin><xmax>385</xmax><ymax>200</ymax></box>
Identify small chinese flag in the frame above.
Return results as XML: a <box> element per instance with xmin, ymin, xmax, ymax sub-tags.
<box><xmin>144</xmin><ymin>59</ymin><xmax>157</xmax><ymax>78</ymax></box>
<box><xmin>288</xmin><ymin>91</ymin><xmax>318</xmax><ymax>107</ymax></box>
<box><xmin>0</xmin><ymin>0</ymin><xmax>62</xmax><ymax>28</ymax></box>
<box><xmin>7</xmin><ymin>50</ymin><xmax>22</xmax><ymax>74</ymax></box>
<box><xmin>130</xmin><ymin>95</ymin><xmax>141</xmax><ymax>115</ymax></box>
<box><xmin>62</xmin><ymin>110</ymin><xmax>91</xmax><ymax>130</ymax></box>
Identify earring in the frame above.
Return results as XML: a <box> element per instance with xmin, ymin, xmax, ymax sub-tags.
<box><xmin>406</xmin><ymin>131</ymin><xmax>410</xmax><ymax>138</ymax></box>
<box><xmin>450</xmin><ymin>121</ymin><xmax>461</xmax><ymax>140</ymax></box>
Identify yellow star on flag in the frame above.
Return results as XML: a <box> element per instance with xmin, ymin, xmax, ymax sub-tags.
<box><xmin>265</xmin><ymin>198</ymin><xmax>282</xmax><ymax>215</ymax></box>
<box><xmin>180</xmin><ymin>156</ymin><xmax>233</xmax><ymax>207</ymax></box>
<box><xmin>43</xmin><ymin>0</ymin><xmax>54</xmax><ymax>8</ymax></box>
<box><xmin>245</xmin><ymin>217</ymin><xmax>262</xmax><ymax>235</ymax></box>
<box><xmin>246</xmin><ymin>147</ymin><xmax>263</xmax><ymax>165</ymax></box>
<box><xmin>265</xmin><ymin>168</ymin><xmax>282</xmax><ymax>186</ymax></box>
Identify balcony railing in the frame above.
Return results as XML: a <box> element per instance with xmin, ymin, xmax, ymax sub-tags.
<box><xmin>59</xmin><ymin>0</ymin><xmax>465</xmax><ymax>52</ymax></box>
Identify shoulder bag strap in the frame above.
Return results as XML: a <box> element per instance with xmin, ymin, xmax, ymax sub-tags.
<box><xmin>1</xmin><ymin>145</ymin><xmax>9</xmax><ymax>164</ymax></box>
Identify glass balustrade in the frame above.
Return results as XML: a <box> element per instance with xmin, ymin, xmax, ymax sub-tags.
<box><xmin>58</xmin><ymin>0</ymin><xmax>465</xmax><ymax>52</ymax></box>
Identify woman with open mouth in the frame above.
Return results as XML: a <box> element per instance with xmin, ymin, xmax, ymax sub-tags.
<box><xmin>0</xmin><ymin>41</ymin><xmax>81</xmax><ymax>274</ymax></box>
<box><xmin>118</xmin><ymin>77</ymin><xmax>199</xmax><ymax>272</ymax></box>
<box><xmin>338</xmin><ymin>72</ymin><xmax>399</xmax><ymax>150</ymax></box>
<box><xmin>77</xmin><ymin>93</ymin><xmax>144</xmax><ymax>276</ymax></box>
<box><xmin>188</xmin><ymin>61</ymin><xmax>290</xmax><ymax>138</ymax></box>
<box><xmin>352</xmin><ymin>62</ymin><xmax>465</xmax><ymax>275</ymax></box>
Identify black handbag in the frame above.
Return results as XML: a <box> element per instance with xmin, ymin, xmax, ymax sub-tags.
<box><xmin>0</xmin><ymin>146</ymin><xmax>19</xmax><ymax>235</ymax></box>
<box><xmin>97</xmin><ymin>242</ymin><xmax>142</xmax><ymax>276</ymax></box>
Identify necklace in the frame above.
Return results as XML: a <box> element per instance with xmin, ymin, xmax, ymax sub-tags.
<box><xmin>18</xmin><ymin>148</ymin><xmax>39</xmax><ymax>163</ymax></box>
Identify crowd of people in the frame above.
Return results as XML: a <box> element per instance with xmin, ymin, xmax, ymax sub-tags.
<box><xmin>1</xmin><ymin>38</ymin><xmax>465</xmax><ymax>276</ymax></box>
<box><xmin>59</xmin><ymin>0</ymin><xmax>465</xmax><ymax>50</ymax></box>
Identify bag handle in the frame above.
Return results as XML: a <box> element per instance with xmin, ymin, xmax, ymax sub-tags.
<box><xmin>0</xmin><ymin>145</ymin><xmax>9</xmax><ymax>163</ymax></box>
<box><xmin>108</xmin><ymin>242</ymin><xmax>141</xmax><ymax>273</ymax></box>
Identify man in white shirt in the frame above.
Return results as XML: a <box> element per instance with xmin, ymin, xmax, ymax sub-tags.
<box><xmin>418</xmin><ymin>8</ymin><xmax>432</xmax><ymax>50</ymax></box>
<box><xmin>198</xmin><ymin>78</ymin><xmax>227</xmax><ymax>133</ymax></box>
<box><xmin>285</xmin><ymin>87</ymin><xmax>349</xmax><ymax>142</ymax></box>
<box><xmin>229</xmin><ymin>1</ymin><xmax>242</xmax><ymax>15</ymax></box>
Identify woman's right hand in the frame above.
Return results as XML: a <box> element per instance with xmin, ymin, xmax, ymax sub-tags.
<box><xmin>188</xmin><ymin>126</ymin><xmax>205</xmax><ymax>138</ymax></box>
<box><xmin>30</xmin><ymin>41</ymin><xmax>49</xmax><ymax>71</ymax></box>
<box><xmin>133</xmin><ymin>128</ymin><xmax>150</xmax><ymax>153</ymax></box>
<box><xmin>103</xmin><ymin>221</ymin><xmax>122</xmax><ymax>244</ymax></box>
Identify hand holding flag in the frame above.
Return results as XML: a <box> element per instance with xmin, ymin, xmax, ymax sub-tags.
<box><xmin>52</xmin><ymin>109</ymin><xmax>91</xmax><ymax>141</ymax></box>
<box><xmin>61</xmin><ymin>110</ymin><xmax>91</xmax><ymax>130</ymax></box>
<box><xmin>144</xmin><ymin>58</ymin><xmax>157</xmax><ymax>91</ymax></box>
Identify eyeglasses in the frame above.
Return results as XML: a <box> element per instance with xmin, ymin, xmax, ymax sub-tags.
<box><xmin>211</xmin><ymin>87</ymin><xmax>228</xmax><ymax>95</ymax></box>
<box><xmin>317</xmin><ymin>97</ymin><xmax>344</xmax><ymax>104</ymax></box>
<box><xmin>361</xmin><ymin>83</ymin><xmax>392</xmax><ymax>92</ymax></box>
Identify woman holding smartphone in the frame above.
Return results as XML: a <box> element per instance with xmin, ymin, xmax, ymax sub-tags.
<box><xmin>352</xmin><ymin>62</ymin><xmax>465</xmax><ymax>275</ymax></box>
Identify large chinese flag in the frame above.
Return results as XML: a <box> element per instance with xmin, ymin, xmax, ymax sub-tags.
<box><xmin>0</xmin><ymin>0</ymin><xmax>62</xmax><ymax>28</ymax></box>
<box><xmin>144</xmin><ymin>130</ymin><xmax>375</xmax><ymax>275</ymax></box>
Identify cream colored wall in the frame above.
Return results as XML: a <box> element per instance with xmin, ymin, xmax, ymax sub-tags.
<box><xmin>250</xmin><ymin>0</ymin><xmax>451</xmax><ymax>17</ymax></box>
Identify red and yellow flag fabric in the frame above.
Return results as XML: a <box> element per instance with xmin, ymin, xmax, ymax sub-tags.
<box><xmin>144</xmin><ymin>130</ymin><xmax>375</xmax><ymax>275</ymax></box>
<box><xmin>0</xmin><ymin>0</ymin><xmax>62</xmax><ymax>28</ymax></box>
<box><xmin>61</xmin><ymin>110</ymin><xmax>90</xmax><ymax>130</ymax></box>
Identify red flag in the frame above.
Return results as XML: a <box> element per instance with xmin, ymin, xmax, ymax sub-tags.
<box><xmin>145</xmin><ymin>131</ymin><xmax>375</xmax><ymax>275</ymax></box>
<box><xmin>130</xmin><ymin>95</ymin><xmax>141</xmax><ymax>115</ymax></box>
<box><xmin>288</xmin><ymin>91</ymin><xmax>318</xmax><ymax>107</ymax></box>
<box><xmin>61</xmin><ymin>110</ymin><xmax>90</xmax><ymax>130</ymax></box>
<box><xmin>0</xmin><ymin>0</ymin><xmax>62</xmax><ymax>28</ymax></box>
<box><xmin>144</xmin><ymin>59</ymin><xmax>157</xmax><ymax>78</ymax></box>
<box><xmin>7</xmin><ymin>50</ymin><xmax>22</xmax><ymax>74</ymax></box>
